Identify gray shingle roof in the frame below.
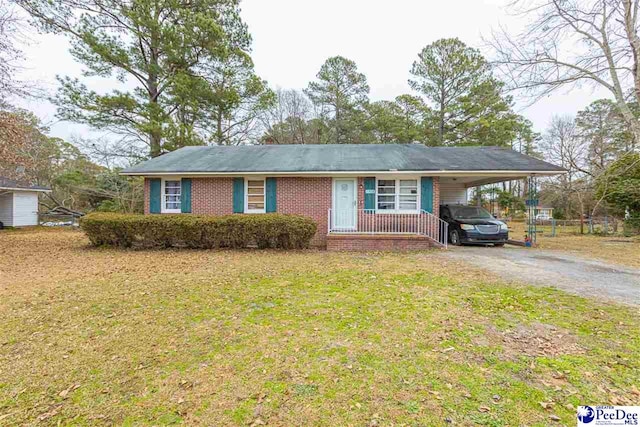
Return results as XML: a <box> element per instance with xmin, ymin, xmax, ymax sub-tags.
<box><xmin>121</xmin><ymin>144</ymin><xmax>566</xmax><ymax>174</ymax></box>
<box><xmin>0</xmin><ymin>176</ymin><xmax>50</xmax><ymax>191</ymax></box>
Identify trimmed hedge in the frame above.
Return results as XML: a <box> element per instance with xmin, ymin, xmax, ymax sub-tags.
<box><xmin>81</xmin><ymin>213</ymin><xmax>318</xmax><ymax>249</ymax></box>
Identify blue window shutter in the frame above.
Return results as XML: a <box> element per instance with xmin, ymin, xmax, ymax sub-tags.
<box><xmin>421</xmin><ymin>177</ymin><xmax>433</xmax><ymax>213</ymax></box>
<box><xmin>149</xmin><ymin>178</ymin><xmax>161</xmax><ymax>214</ymax></box>
<box><xmin>266</xmin><ymin>178</ymin><xmax>277</xmax><ymax>213</ymax></box>
<box><xmin>181</xmin><ymin>179</ymin><xmax>192</xmax><ymax>213</ymax></box>
<box><xmin>364</xmin><ymin>177</ymin><xmax>375</xmax><ymax>211</ymax></box>
<box><xmin>233</xmin><ymin>178</ymin><xmax>244</xmax><ymax>213</ymax></box>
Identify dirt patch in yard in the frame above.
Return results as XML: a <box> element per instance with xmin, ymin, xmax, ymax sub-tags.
<box><xmin>478</xmin><ymin>323</ymin><xmax>586</xmax><ymax>360</ymax></box>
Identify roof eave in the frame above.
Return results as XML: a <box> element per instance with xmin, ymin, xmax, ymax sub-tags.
<box><xmin>120</xmin><ymin>169</ymin><xmax>567</xmax><ymax>177</ymax></box>
<box><xmin>0</xmin><ymin>186</ymin><xmax>52</xmax><ymax>192</ymax></box>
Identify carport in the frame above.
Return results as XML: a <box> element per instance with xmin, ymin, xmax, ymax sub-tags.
<box><xmin>439</xmin><ymin>173</ymin><xmax>549</xmax><ymax>208</ymax></box>
<box><xmin>438</xmin><ymin>173</ymin><xmax>559</xmax><ymax>246</ymax></box>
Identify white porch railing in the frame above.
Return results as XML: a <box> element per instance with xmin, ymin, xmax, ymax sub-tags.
<box><xmin>327</xmin><ymin>209</ymin><xmax>448</xmax><ymax>248</ymax></box>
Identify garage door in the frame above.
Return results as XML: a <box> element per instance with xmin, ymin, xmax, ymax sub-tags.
<box><xmin>13</xmin><ymin>192</ymin><xmax>39</xmax><ymax>226</ymax></box>
<box><xmin>439</xmin><ymin>182</ymin><xmax>468</xmax><ymax>205</ymax></box>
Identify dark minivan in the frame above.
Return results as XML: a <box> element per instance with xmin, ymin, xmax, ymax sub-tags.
<box><xmin>439</xmin><ymin>205</ymin><xmax>509</xmax><ymax>246</ymax></box>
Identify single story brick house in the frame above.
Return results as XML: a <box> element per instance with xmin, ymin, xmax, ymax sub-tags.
<box><xmin>121</xmin><ymin>144</ymin><xmax>564</xmax><ymax>250</ymax></box>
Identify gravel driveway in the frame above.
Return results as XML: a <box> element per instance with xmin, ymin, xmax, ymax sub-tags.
<box><xmin>442</xmin><ymin>246</ymin><xmax>640</xmax><ymax>305</ymax></box>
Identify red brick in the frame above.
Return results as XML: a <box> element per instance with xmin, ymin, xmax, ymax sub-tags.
<box><xmin>143</xmin><ymin>178</ymin><xmax>150</xmax><ymax>214</ymax></box>
<box><xmin>326</xmin><ymin>234</ymin><xmax>434</xmax><ymax>251</ymax></box>
<box><xmin>276</xmin><ymin>177</ymin><xmax>332</xmax><ymax>247</ymax></box>
<box><xmin>432</xmin><ymin>177</ymin><xmax>440</xmax><ymax>217</ymax></box>
<box><xmin>192</xmin><ymin>178</ymin><xmax>234</xmax><ymax>215</ymax></box>
<box><xmin>144</xmin><ymin>176</ymin><xmax>442</xmax><ymax>249</ymax></box>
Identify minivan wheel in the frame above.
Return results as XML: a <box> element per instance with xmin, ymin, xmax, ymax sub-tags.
<box><xmin>450</xmin><ymin>230</ymin><xmax>461</xmax><ymax>246</ymax></box>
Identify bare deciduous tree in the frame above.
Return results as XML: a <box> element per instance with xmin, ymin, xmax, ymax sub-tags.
<box><xmin>260</xmin><ymin>89</ymin><xmax>319</xmax><ymax>144</ymax></box>
<box><xmin>0</xmin><ymin>0</ymin><xmax>26</xmax><ymax>100</ymax></box>
<box><xmin>539</xmin><ymin>114</ymin><xmax>630</xmax><ymax>229</ymax></box>
<box><xmin>539</xmin><ymin>116</ymin><xmax>583</xmax><ymax>218</ymax></box>
<box><xmin>489</xmin><ymin>0</ymin><xmax>640</xmax><ymax>143</ymax></box>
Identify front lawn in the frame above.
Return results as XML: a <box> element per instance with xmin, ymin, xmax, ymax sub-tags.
<box><xmin>1</xmin><ymin>229</ymin><xmax>639</xmax><ymax>426</ymax></box>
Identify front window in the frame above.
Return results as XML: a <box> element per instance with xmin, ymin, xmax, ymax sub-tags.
<box><xmin>449</xmin><ymin>206</ymin><xmax>493</xmax><ymax>220</ymax></box>
<box><xmin>163</xmin><ymin>180</ymin><xmax>181</xmax><ymax>212</ymax></box>
<box><xmin>377</xmin><ymin>178</ymin><xmax>418</xmax><ymax>212</ymax></box>
<box><xmin>246</xmin><ymin>179</ymin><xmax>265</xmax><ymax>213</ymax></box>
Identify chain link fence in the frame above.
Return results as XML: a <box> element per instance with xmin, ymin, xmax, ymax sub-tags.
<box><xmin>503</xmin><ymin>217</ymin><xmax>640</xmax><ymax>238</ymax></box>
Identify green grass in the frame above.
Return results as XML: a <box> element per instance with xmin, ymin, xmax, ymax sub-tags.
<box><xmin>0</xmin><ymin>230</ymin><xmax>639</xmax><ymax>425</ymax></box>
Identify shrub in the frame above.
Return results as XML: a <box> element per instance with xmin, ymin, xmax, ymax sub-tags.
<box><xmin>623</xmin><ymin>217</ymin><xmax>640</xmax><ymax>236</ymax></box>
<box><xmin>81</xmin><ymin>213</ymin><xmax>318</xmax><ymax>249</ymax></box>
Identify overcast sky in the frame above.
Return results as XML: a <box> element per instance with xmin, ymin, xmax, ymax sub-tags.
<box><xmin>15</xmin><ymin>0</ymin><xmax>610</xmax><ymax>143</ymax></box>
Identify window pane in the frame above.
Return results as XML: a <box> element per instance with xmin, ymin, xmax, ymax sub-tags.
<box><xmin>399</xmin><ymin>195</ymin><xmax>417</xmax><ymax>202</ymax></box>
<box><xmin>377</xmin><ymin>180</ymin><xmax>397</xmax><ymax>210</ymax></box>
<box><xmin>377</xmin><ymin>203</ymin><xmax>395</xmax><ymax>210</ymax></box>
<box><xmin>399</xmin><ymin>180</ymin><xmax>417</xmax><ymax>195</ymax></box>
<box><xmin>246</xmin><ymin>179</ymin><xmax>265</xmax><ymax>211</ymax></box>
<box><xmin>400</xmin><ymin>187</ymin><xmax>417</xmax><ymax>195</ymax></box>
<box><xmin>378</xmin><ymin>203</ymin><xmax>395</xmax><ymax>211</ymax></box>
<box><xmin>248</xmin><ymin>195</ymin><xmax>264</xmax><ymax>203</ymax></box>
<box><xmin>399</xmin><ymin>202</ymin><xmax>417</xmax><ymax>210</ymax></box>
<box><xmin>164</xmin><ymin>181</ymin><xmax>181</xmax><ymax>209</ymax></box>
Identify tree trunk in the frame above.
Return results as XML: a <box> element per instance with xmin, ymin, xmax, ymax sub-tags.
<box><xmin>148</xmin><ymin>21</ymin><xmax>161</xmax><ymax>158</ymax></box>
<box><xmin>216</xmin><ymin>111</ymin><xmax>223</xmax><ymax>145</ymax></box>
<box><xmin>147</xmin><ymin>66</ymin><xmax>161</xmax><ymax>157</ymax></box>
<box><xmin>335</xmin><ymin>105</ymin><xmax>341</xmax><ymax>144</ymax></box>
<box><xmin>438</xmin><ymin>96</ymin><xmax>445</xmax><ymax>146</ymax></box>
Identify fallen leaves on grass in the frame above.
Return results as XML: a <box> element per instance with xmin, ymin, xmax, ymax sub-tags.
<box><xmin>0</xmin><ymin>229</ymin><xmax>639</xmax><ymax>426</ymax></box>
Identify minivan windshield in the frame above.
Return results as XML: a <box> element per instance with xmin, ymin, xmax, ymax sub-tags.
<box><xmin>448</xmin><ymin>206</ymin><xmax>494</xmax><ymax>220</ymax></box>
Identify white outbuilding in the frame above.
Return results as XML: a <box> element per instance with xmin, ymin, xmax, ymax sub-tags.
<box><xmin>0</xmin><ymin>177</ymin><xmax>51</xmax><ymax>227</ymax></box>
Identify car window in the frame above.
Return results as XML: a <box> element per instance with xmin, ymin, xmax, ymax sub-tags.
<box><xmin>449</xmin><ymin>206</ymin><xmax>493</xmax><ymax>220</ymax></box>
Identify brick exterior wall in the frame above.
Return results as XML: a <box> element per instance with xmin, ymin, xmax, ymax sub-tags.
<box><xmin>432</xmin><ymin>177</ymin><xmax>440</xmax><ymax>217</ymax></box>
<box><xmin>326</xmin><ymin>234</ymin><xmax>434</xmax><ymax>251</ymax></box>
<box><xmin>144</xmin><ymin>175</ymin><xmax>441</xmax><ymax>249</ymax></box>
<box><xmin>276</xmin><ymin>177</ymin><xmax>332</xmax><ymax>247</ymax></box>
<box><xmin>357</xmin><ymin>177</ymin><xmax>366</xmax><ymax>209</ymax></box>
<box><xmin>143</xmin><ymin>178</ymin><xmax>150</xmax><ymax>214</ymax></box>
<box><xmin>192</xmin><ymin>178</ymin><xmax>234</xmax><ymax>215</ymax></box>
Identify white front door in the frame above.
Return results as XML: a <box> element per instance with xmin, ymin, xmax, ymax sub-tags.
<box><xmin>333</xmin><ymin>179</ymin><xmax>356</xmax><ymax>229</ymax></box>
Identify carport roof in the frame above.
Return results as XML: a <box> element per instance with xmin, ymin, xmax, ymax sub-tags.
<box><xmin>121</xmin><ymin>144</ymin><xmax>566</xmax><ymax>175</ymax></box>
